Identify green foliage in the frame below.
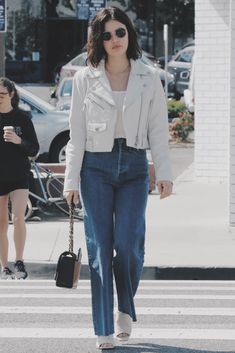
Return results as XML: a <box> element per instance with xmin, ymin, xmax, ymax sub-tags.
<box><xmin>167</xmin><ymin>99</ymin><xmax>187</xmax><ymax>120</ymax></box>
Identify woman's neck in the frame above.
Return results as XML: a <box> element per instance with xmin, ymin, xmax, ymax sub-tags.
<box><xmin>105</xmin><ymin>57</ymin><xmax>130</xmax><ymax>74</ymax></box>
<box><xmin>0</xmin><ymin>103</ymin><xmax>13</xmax><ymax>114</ymax></box>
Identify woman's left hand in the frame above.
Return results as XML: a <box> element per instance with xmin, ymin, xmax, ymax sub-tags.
<box><xmin>157</xmin><ymin>180</ymin><xmax>173</xmax><ymax>199</ymax></box>
<box><xmin>4</xmin><ymin>130</ymin><xmax>21</xmax><ymax>144</ymax></box>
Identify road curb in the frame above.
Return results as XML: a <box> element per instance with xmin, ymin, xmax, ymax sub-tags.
<box><xmin>9</xmin><ymin>262</ymin><xmax>235</xmax><ymax>280</ymax></box>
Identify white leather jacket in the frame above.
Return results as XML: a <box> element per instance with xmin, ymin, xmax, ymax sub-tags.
<box><xmin>64</xmin><ymin>59</ymin><xmax>172</xmax><ymax>191</ymax></box>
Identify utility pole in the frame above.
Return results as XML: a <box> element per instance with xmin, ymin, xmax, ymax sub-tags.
<box><xmin>163</xmin><ymin>24</ymin><xmax>168</xmax><ymax>99</ymax></box>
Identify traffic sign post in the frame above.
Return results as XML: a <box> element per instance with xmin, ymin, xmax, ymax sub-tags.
<box><xmin>0</xmin><ymin>0</ymin><xmax>6</xmax><ymax>32</ymax></box>
<box><xmin>0</xmin><ymin>0</ymin><xmax>6</xmax><ymax>76</ymax></box>
<box><xmin>77</xmin><ymin>0</ymin><xmax>106</xmax><ymax>20</ymax></box>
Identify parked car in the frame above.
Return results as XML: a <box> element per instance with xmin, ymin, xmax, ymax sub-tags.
<box><xmin>183</xmin><ymin>55</ymin><xmax>195</xmax><ymax>113</ymax></box>
<box><xmin>167</xmin><ymin>45</ymin><xmax>195</xmax><ymax>99</ymax></box>
<box><xmin>156</xmin><ymin>55</ymin><xmax>174</xmax><ymax>69</ymax></box>
<box><xmin>50</xmin><ymin>77</ymin><xmax>73</xmax><ymax>111</ymax></box>
<box><xmin>17</xmin><ymin>85</ymin><xmax>69</xmax><ymax>163</ymax></box>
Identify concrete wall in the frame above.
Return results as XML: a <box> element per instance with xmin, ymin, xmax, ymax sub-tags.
<box><xmin>230</xmin><ymin>0</ymin><xmax>235</xmax><ymax>225</ymax></box>
<box><xmin>195</xmin><ymin>0</ymin><xmax>230</xmax><ymax>182</ymax></box>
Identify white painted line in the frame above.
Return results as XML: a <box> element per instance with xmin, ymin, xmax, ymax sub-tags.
<box><xmin>1</xmin><ymin>293</ymin><xmax>235</xmax><ymax>299</ymax></box>
<box><xmin>2</xmin><ymin>285</ymin><xmax>235</xmax><ymax>291</ymax></box>
<box><xmin>2</xmin><ymin>306</ymin><xmax>235</xmax><ymax>316</ymax></box>
<box><xmin>0</xmin><ymin>328</ymin><xmax>235</xmax><ymax>339</ymax></box>
<box><xmin>0</xmin><ymin>285</ymin><xmax>90</xmax><ymax>290</ymax></box>
<box><xmin>1</xmin><ymin>279</ymin><xmax>235</xmax><ymax>285</ymax></box>
<box><xmin>0</xmin><ymin>279</ymin><xmax>235</xmax><ymax>287</ymax></box>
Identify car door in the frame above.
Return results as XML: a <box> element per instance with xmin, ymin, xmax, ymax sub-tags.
<box><xmin>19</xmin><ymin>96</ymin><xmax>47</xmax><ymax>150</ymax></box>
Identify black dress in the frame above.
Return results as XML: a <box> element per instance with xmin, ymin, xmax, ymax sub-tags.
<box><xmin>0</xmin><ymin>108</ymin><xmax>39</xmax><ymax>196</ymax></box>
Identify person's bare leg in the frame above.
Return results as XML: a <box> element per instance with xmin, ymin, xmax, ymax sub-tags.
<box><xmin>10</xmin><ymin>189</ymin><xmax>28</xmax><ymax>261</ymax></box>
<box><xmin>0</xmin><ymin>194</ymin><xmax>9</xmax><ymax>268</ymax></box>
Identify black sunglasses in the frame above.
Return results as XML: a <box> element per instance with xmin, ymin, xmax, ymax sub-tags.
<box><xmin>102</xmin><ymin>28</ymin><xmax>127</xmax><ymax>41</ymax></box>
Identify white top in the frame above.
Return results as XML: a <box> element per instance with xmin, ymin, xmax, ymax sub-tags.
<box><xmin>112</xmin><ymin>91</ymin><xmax>126</xmax><ymax>138</ymax></box>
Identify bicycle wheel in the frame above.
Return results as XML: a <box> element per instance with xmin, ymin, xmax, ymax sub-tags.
<box><xmin>46</xmin><ymin>175</ymin><xmax>83</xmax><ymax>220</ymax></box>
<box><xmin>8</xmin><ymin>198</ymin><xmax>33</xmax><ymax>223</ymax></box>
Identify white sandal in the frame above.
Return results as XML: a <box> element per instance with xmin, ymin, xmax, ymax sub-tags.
<box><xmin>115</xmin><ymin>311</ymin><xmax>132</xmax><ymax>341</ymax></box>
<box><xmin>96</xmin><ymin>335</ymin><xmax>115</xmax><ymax>350</ymax></box>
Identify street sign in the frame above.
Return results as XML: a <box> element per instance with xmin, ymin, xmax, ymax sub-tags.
<box><xmin>77</xmin><ymin>0</ymin><xmax>106</xmax><ymax>20</ymax></box>
<box><xmin>77</xmin><ymin>0</ymin><xmax>90</xmax><ymax>20</ymax></box>
<box><xmin>89</xmin><ymin>0</ymin><xmax>106</xmax><ymax>20</ymax></box>
<box><xmin>0</xmin><ymin>0</ymin><xmax>6</xmax><ymax>32</ymax></box>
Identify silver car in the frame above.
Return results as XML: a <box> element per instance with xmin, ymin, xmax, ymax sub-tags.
<box><xmin>167</xmin><ymin>45</ymin><xmax>195</xmax><ymax>99</ymax></box>
<box><xmin>18</xmin><ymin>85</ymin><xmax>69</xmax><ymax>163</ymax></box>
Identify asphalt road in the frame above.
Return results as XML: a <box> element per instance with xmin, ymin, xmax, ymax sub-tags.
<box><xmin>1</xmin><ymin>279</ymin><xmax>235</xmax><ymax>353</ymax></box>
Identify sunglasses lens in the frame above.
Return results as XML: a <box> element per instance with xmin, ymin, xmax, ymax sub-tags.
<box><xmin>102</xmin><ymin>28</ymin><xmax>126</xmax><ymax>41</ymax></box>
<box><xmin>116</xmin><ymin>28</ymin><xmax>126</xmax><ymax>38</ymax></box>
<box><xmin>102</xmin><ymin>32</ymin><xmax>112</xmax><ymax>41</ymax></box>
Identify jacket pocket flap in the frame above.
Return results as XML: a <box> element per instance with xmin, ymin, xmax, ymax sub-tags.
<box><xmin>87</xmin><ymin>122</ymin><xmax>107</xmax><ymax>132</ymax></box>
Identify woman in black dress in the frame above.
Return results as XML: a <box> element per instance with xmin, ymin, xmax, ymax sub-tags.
<box><xmin>0</xmin><ymin>77</ymin><xmax>39</xmax><ymax>279</ymax></box>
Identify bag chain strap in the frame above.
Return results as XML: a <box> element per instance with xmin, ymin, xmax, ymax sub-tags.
<box><xmin>69</xmin><ymin>203</ymin><xmax>74</xmax><ymax>253</ymax></box>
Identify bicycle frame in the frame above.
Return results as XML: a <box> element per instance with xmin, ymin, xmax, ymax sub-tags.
<box><xmin>29</xmin><ymin>160</ymin><xmax>61</xmax><ymax>205</ymax></box>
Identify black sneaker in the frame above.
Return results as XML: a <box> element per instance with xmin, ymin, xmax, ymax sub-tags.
<box><xmin>1</xmin><ymin>267</ymin><xmax>15</xmax><ymax>280</ymax></box>
<box><xmin>14</xmin><ymin>260</ymin><xmax>28</xmax><ymax>279</ymax></box>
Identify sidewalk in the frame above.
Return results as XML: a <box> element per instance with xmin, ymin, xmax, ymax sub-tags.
<box><xmin>8</xmin><ymin>163</ymin><xmax>235</xmax><ymax>280</ymax></box>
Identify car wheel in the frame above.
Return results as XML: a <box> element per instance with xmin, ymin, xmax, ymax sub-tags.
<box><xmin>50</xmin><ymin>135</ymin><xmax>69</xmax><ymax>163</ymax></box>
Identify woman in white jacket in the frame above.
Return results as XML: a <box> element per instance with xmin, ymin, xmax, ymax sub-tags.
<box><xmin>64</xmin><ymin>6</ymin><xmax>172</xmax><ymax>350</ymax></box>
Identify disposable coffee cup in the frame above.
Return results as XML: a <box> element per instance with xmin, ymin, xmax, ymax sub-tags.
<box><xmin>3</xmin><ymin>126</ymin><xmax>14</xmax><ymax>132</ymax></box>
<box><xmin>3</xmin><ymin>126</ymin><xmax>14</xmax><ymax>142</ymax></box>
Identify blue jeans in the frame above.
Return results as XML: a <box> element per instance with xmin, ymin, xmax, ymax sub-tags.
<box><xmin>80</xmin><ymin>138</ymin><xmax>149</xmax><ymax>336</ymax></box>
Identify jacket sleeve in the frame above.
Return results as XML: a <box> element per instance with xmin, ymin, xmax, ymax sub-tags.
<box><xmin>64</xmin><ymin>70</ymin><xmax>87</xmax><ymax>192</ymax></box>
<box><xmin>19</xmin><ymin>111</ymin><xmax>40</xmax><ymax>157</ymax></box>
<box><xmin>148</xmin><ymin>71</ymin><xmax>173</xmax><ymax>182</ymax></box>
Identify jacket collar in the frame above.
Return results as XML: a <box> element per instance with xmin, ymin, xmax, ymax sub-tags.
<box><xmin>85</xmin><ymin>59</ymin><xmax>152</xmax><ymax>108</ymax></box>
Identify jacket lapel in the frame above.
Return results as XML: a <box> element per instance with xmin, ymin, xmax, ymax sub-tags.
<box><xmin>85</xmin><ymin>59</ymin><xmax>152</xmax><ymax>108</ymax></box>
<box><xmin>124</xmin><ymin>59</ymin><xmax>152</xmax><ymax>110</ymax></box>
<box><xmin>86</xmin><ymin>62</ymin><xmax>116</xmax><ymax>106</ymax></box>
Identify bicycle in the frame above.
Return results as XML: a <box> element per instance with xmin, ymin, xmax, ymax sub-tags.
<box><xmin>8</xmin><ymin>160</ymin><xmax>83</xmax><ymax>221</ymax></box>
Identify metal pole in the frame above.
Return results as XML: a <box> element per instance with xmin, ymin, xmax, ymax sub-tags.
<box><xmin>163</xmin><ymin>24</ymin><xmax>168</xmax><ymax>99</ymax></box>
<box><xmin>12</xmin><ymin>10</ymin><xmax>16</xmax><ymax>60</ymax></box>
<box><xmin>0</xmin><ymin>32</ymin><xmax>5</xmax><ymax>76</ymax></box>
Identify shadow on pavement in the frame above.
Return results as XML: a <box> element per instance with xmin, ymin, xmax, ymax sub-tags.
<box><xmin>113</xmin><ymin>343</ymin><xmax>234</xmax><ymax>353</ymax></box>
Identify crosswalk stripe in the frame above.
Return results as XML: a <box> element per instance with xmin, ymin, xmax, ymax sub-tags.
<box><xmin>0</xmin><ymin>328</ymin><xmax>235</xmax><ymax>339</ymax></box>
<box><xmin>1</xmin><ymin>279</ymin><xmax>235</xmax><ymax>285</ymax></box>
<box><xmin>1</xmin><ymin>293</ymin><xmax>235</xmax><ymax>299</ymax></box>
<box><xmin>2</xmin><ymin>306</ymin><xmax>235</xmax><ymax>316</ymax></box>
<box><xmin>2</xmin><ymin>285</ymin><xmax>235</xmax><ymax>291</ymax></box>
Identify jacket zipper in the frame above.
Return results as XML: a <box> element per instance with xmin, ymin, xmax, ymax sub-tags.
<box><xmin>145</xmin><ymin>99</ymin><xmax>153</xmax><ymax>131</ymax></box>
<box><xmin>135</xmin><ymin>93</ymin><xmax>143</xmax><ymax>147</ymax></box>
<box><xmin>86</xmin><ymin>96</ymin><xmax>105</xmax><ymax>111</ymax></box>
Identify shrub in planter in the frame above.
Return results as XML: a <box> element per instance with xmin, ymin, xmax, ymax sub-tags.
<box><xmin>168</xmin><ymin>99</ymin><xmax>187</xmax><ymax>120</ymax></box>
<box><xmin>169</xmin><ymin>111</ymin><xmax>194</xmax><ymax>142</ymax></box>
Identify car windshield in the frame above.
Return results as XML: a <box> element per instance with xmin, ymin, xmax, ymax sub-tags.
<box><xmin>61</xmin><ymin>80</ymin><xmax>73</xmax><ymax>97</ymax></box>
<box><xmin>16</xmin><ymin>85</ymin><xmax>55</xmax><ymax>112</ymax></box>
<box><xmin>175</xmin><ymin>50</ymin><xmax>194</xmax><ymax>63</ymax></box>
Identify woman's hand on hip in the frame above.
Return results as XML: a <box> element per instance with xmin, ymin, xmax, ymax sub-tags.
<box><xmin>64</xmin><ymin>190</ymin><xmax>80</xmax><ymax>206</ymax></box>
<box><xmin>157</xmin><ymin>181</ymin><xmax>173</xmax><ymax>199</ymax></box>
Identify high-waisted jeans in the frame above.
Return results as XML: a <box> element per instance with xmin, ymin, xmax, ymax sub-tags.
<box><xmin>80</xmin><ymin>138</ymin><xmax>149</xmax><ymax>336</ymax></box>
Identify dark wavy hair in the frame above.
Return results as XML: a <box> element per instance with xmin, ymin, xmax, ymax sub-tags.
<box><xmin>0</xmin><ymin>77</ymin><xmax>19</xmax><ymax>108</ymax></box>
<box><xmin>87</xmin><ymin>6</ymin><xmax>141</xmax><ymax>67</ymax></box>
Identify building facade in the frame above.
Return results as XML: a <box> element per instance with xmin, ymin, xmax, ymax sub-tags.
<box><xmin>5</xmin><ymin>0</ymin><xmax>194</xmax><ymax>82</ymax></box>
<box><xmin>195</xmin><ymin>0</ymin><xmax>235</xmax><ymax>225</ymax></box>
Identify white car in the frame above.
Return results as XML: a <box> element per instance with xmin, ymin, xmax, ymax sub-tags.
<box><xmin>18</xmin><ymin>85</ymin><xmax>69</xmax><ymax>163</ymax></box>
<box><xmin>50</xmin><ymin>77</ymin><xmax>73</xmax><ymax>111</ymax></box>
